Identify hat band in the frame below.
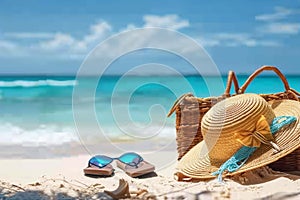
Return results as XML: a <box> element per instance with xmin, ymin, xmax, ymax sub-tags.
<box><xmin>234</xmin><ymin>115</ymin><xmax>275</xmax><ymax>148</ymax></box>
<box><xmin>212</xmin><ymin>116</ymin><xmax>296</xmax><ymax>182</ymax></box>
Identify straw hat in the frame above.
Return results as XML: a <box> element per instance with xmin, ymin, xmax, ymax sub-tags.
<box><xmin>176</xmin><ymin>93</ymin><xmax>300</xmax><ymax>180</ymax></box>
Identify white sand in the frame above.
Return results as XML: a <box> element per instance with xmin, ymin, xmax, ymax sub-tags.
<box><xmin>0</xmin><ymin>152</ymin><xmax>300</xmax><ymax>199</ymax></box>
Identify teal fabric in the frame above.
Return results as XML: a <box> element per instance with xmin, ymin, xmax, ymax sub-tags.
<box><xmin>212</xmin><ymin>116</ymin><xmax>297</xmax><ymax>182</ymax></box>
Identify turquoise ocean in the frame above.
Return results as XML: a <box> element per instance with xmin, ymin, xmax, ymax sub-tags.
<box><xmin>0</xmin><ymin>75</ymin><xmax>299</xmax><ymax>158</ymax></box>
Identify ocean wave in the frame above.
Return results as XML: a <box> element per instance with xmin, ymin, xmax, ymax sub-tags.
<box><xmin>0</xmin><ymin>123</ymin><xmax>79</xmax><ymax>147</ymax></box>
<box><xmin>0</xmin><ymin>79</ymin><xmax>77</xmax><ymax>88</ymax></box>
<box><xmin>0</xmin><ymin>123</ymin><xmax>176</xmax><ymax>147</ymax></box>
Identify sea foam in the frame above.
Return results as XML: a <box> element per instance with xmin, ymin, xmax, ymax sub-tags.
<box><xmin>0</xmin><ymin>123</ymin><xmax>79</xmax><ymax>147</ymax></box>
<box><xmin>0</xmin><ymin>79</ymin><xmax>77</xmax><ymax>87</ymax></box>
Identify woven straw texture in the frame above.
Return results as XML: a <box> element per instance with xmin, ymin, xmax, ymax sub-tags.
<box><xmin>201</xmin><ymin>94</ymin><xmax>275</xmax><ymax>166</ymax></box>
<box><xmin>176</xmin><ymin>95</ymin><xmax>300</xmax><ymax>180</ymax></box>
<box><xmin>168</xmin><ymin>66</ymin><xmax>300</xmax><ymax>172</ymax></box>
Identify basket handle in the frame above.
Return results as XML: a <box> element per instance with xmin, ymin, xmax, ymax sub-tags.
<box><xmin>223</xmin><ymin>70</ymin><xmax>240</xmax><ymax>97</ymax></box>
<box><xmin>167</xmin><ymin>93</ymin><xmax>194</xmax><ymax>117</ymax></box>
<box><xmin>238</xmin><ymin>66</ymin><xmax>291</xmax><ymax>94</ymax></box>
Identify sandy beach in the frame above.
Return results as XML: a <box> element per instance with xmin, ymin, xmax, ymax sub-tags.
<box><xmin>1</xmin><ymin>1</ymin><xmax>300</xmax><ymax>199</ymax></box>
<box><xmin>1</xmin><ymin>151</ymin><xmax>300</xmax><ymax>200</ymax></box>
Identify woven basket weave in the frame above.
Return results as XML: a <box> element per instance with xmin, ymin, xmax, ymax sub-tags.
<box><xmin>168</xmin><ymin>66</ymin><xmax>300</xmax><ymax>171</ymax></box>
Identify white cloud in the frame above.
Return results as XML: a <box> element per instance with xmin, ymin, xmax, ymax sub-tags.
<box><xmin>77</xmin><ymin>28</ymin><xmax>218</xmax><ymax>75</ymax></box>
<box><xmin>37</xmin><ymin>21</ymin><xmax>112</xmax><ymax>52</ymax></box>
<box><xmin>0</xmin><ymin>20</ymin><xmax>113</xmax><ymax>58</ymax></box>
<box><xmin>197</xmin><ymin>33</ymin><xmax>280</xmax><ymax>47</ymax></box>
<box><xmin>258</xmin><ymin>40</ymin><xmax>281</xmax><ymax>46</ymax></box>
<box><xmin>120</xmin><ymin>24</ymin><xmax>137</xmax><ymax>32</ymax></box>
<box><xmin>260</xmin><ymin>22</ymin><xmax>300</xmax><ymax>34</ymax></box>
<box><xmin>0</xmin><ymin>40</ymin><xmax>21</xmax><ymax>57</ymax></box>
<box><xmin>0</xmin><ymin>14</ymin><xmax>283</xmax><ymax>61</ymax></box>
<box><xmin>0</xmin><ymin>40</ymin><xmax>28</xmax><ymax>57</ymax></box>
<box><xmin>0</xmin><ymin>40</ymin><xmax>17</xmax><ymax>50</ymax></box>
<box><xmin>80</xmin><ymin>21</ymin><xmax>112</xmax><ymax>47</ymax></box>
<box><xmin>215</xmin><ymin>33</ymin><xmax>248</xmax><ymax>41</ymax></box>
<box><xmin>35</xmin><ymin>15</ymin><xmax>187</xmax><ymax>55</ymax></box>
<box><xmin>4</xmin><ymin>32</ymin><xmax>55</xmax><ymax>39</ymax></box>
<box><xmin>90</xmin><ymin>15</ymin><xmax>191</xmax><ymax>59</ymax></box>
<box><xmin>0</xmin><ymin>15</ymin><xmax>189</xmax><ymax>59</ymax></box>
<box><xmin>255</xmin><ymin>7</ymin><xmax>296</xmax><ymax>21</ymax></box>
<box><xmin>214</xmin><ymin>33</ymin><xmax>260</xmax><ymax>47</ymax></box>
<box><xmin>255</xmin><ymin>7</ymin><xmax>300</xmax><ymax>35</ymax></box>
<box><xmin>121</xmin><ymin>14</ymin><xmax>189</xmax><ymax>32</ymax></box>
<box><xmin>143</xmin><ymin>14</ymin><xmax>189</xmax><ymax>30</ymax></box>
<box><xmin>39</xmin><ymin>33</ymin><xmax>75</xmax><ymax>50</ymax></box>
<box><xmin>197</xmin><ymin>38</ymin><xmax>220</xmax><ymax>47</ymax></box>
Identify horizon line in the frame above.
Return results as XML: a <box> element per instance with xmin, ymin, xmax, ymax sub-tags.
<box><xmin>1</xmin><ymin>73</ymin><xmax>300</xmax><ymax>77</ymax></box>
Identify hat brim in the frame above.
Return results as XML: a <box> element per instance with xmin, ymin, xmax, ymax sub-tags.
<box><xmin>176</xmin><ymin>99</ymin><xmax>300</xmax><ymax>180</ymax></box>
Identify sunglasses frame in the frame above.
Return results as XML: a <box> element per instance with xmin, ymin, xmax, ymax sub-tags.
<box><xmin>88</xmin><ymin>152</ymin><xmax>144</xmax><ymax>169</ymax></box>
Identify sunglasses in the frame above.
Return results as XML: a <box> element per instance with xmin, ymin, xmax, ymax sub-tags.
<box><xmin>88</xmin><ymin>152</ymin><xmax>143</xmax><ymax>168</ymax></box>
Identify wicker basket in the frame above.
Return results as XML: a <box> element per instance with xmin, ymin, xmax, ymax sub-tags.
<box><xmin>168</xmin><ymin>66</ymin><xmax>300</xmax><ymax>171</ymax></box>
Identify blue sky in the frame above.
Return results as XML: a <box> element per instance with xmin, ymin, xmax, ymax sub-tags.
<box><xmin>0</xmin><ymin>0</ymin><xmax>300</xmax><ymax>75</ymax></box>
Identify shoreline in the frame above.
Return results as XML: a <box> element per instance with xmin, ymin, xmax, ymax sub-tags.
<box><xmin>0</xmin><ymin>138</ymin><xmax>177</xmax><ymax>159</ymax></box>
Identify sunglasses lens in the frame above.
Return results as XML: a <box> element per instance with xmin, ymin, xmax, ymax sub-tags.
<box><xmin>119</xmin><ymin>152</ymin><xmax>143</xmax><ymax>166</ymax></box>
<box><xmin>89</xmin><ymin>155</ymin><xmax>113</xmax><ymax>168</ymax></box>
